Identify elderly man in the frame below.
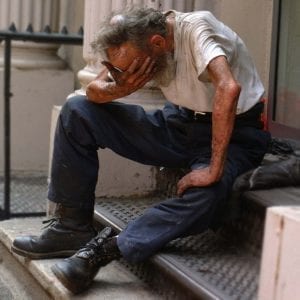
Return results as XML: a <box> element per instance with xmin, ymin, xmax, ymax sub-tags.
<box><xmin>12</xmin><ymin>7</ymin><xmax>270</xmax><ymax>293</ymax></box>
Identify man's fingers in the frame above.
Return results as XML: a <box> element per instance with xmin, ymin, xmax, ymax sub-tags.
<box><xmin>127</xmin><ymin>58</ymin><xmax>140</xmax><ymax>74</ymax></box>
<box><xmin>145</xmin><ymin>59</ymin><xmax>156</xmax><ymax>74</ymax></box>
<box><xmin>129</xmin><ymin>57</ymin><xmax>154</xmax><ymax>78</ymax></box>
<box><xmin>177</xmin><ymin>183</ymin><xmax>187</xmax><ymax>196</ymax></box>
<box><xmin>101</xmin><ymin>57</ymin><xmax>155</xmax><ymax>87</ymax></box>
<box><xmin>133</xmin><ymin>71</ymin><xmax>154</xmax><ymax>88</ymax></box>
<box><xmin>137</xmin><ymin>57</ymin><xmax>152</xmax><ymax>75</ymax></box>
<box><xmin>176</xmin><ymin>175</ymin><xmax>190</xmax><ymax>196</ymax></box>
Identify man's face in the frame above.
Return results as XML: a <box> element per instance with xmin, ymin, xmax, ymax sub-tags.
<box><xmin>106</xmin><ymin>42</ymin><xmax>151</xmax><ymax>73</ymax></box>
<box><xmin>106</xmin><ymin>41</ymin><xmax>175</xmax><ymax>87</ymax></box>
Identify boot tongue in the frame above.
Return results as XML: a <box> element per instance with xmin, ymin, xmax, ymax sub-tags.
<box><xmin>76</xmin><ymin>239</ymin><xmax>99</xmax><ymax>259</ymax></box>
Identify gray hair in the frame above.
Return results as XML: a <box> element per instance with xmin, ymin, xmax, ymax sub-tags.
<box><xmin>91</xmin><ymin>7</ymin><xmax>167</xmax><ymax>58</ymax></box>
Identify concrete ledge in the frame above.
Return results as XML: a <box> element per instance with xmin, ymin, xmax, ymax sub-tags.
<box><xmin>0</xmin><ymin>218</ymin><xmax>160</xmax><ymax>299</ymax></box>
<box><xmin>0</xmin><ymin>242</ymin><xmax>52</xmax><ymax>300</ymax></box>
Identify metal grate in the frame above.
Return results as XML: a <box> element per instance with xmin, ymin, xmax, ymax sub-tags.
<box><xmin>164</xmin><ymin>234</ymin><xmax>260</xmax><ymax>300</ymax></box>
<box><xmin>95</xmin><ymin>197</ymin><xmax>262</xmax><ymax>300</ymax></box>
<box><xmin>0</xmin><ymin>173</ymin><xmax>47</xmax><ymax>216</ymax></box>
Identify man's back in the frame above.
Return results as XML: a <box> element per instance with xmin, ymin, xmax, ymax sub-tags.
<box><xmin>160</xmin><ymin>10</ymin><xmax>264</xmax><ymax>114</ymax></box>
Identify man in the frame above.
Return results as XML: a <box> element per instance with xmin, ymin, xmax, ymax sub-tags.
<box><xmin>12</xmin><ymin>7</ymin><xmax>270</xmax><ymax>293</ymax></box>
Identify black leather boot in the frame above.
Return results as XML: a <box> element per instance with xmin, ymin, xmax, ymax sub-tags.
<box><xmin>51</xmin><ymin>227</ymin><xmax>121</xmax><ymax>294</ymax></box>
<box><xmin>11</xmin><ymin>203</ymin><xmax>96</xmax><ymax>259</ymax></box>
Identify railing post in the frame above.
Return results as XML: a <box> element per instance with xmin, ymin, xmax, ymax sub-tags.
<box><xmin>3</xmin><ymin>37</ymin><xmax>11</xmax><ymax>220</ymax></box>
<box><xmin>0</xmin><ymin>28</ymin><xmax>83</xmax><ymax>219</ymax></box>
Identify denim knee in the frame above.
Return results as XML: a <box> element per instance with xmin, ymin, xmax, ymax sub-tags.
<box><xmin>60</xmin><ymin>95</ymin><xmax>88</xmax><ymax>120</ymax></box>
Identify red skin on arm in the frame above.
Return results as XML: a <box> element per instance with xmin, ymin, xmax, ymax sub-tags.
<box><xmin>177</xmin><ymin>55</ymin><xmax>241</xmax><ymax>196</ymax></box>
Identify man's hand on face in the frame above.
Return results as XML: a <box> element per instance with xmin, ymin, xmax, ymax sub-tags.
<box><xmin>101</xmin><ymin>57</ymin><xmax>156</xmax><ymax>94</ymax></box>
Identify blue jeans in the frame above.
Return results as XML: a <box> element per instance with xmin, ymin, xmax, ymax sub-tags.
<box><xmin>48</xmin><ymin>95</ymin><xmax>270</xmax><ymax>263</ymax></box>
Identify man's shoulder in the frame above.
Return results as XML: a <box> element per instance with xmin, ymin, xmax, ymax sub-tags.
<box><xmin>175</xmin><ymin>10</ymin><xmax>216</xmax><ymax>24</ymax></box>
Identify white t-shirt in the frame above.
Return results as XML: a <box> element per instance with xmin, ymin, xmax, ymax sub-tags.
<box><xmin>160</xmin><ymin>10</ymin><xmax>264</xmax><ymax>114</ymax></box>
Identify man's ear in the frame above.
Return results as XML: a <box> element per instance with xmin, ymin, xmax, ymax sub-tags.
<box><xmin>149</xmin><ymin>35</ymin><xmax>166</xmax><ymax>54</ymax></box>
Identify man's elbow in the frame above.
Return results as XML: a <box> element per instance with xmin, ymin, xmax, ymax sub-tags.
<box><xmin>216</xmin><ymin>80</ymin><xmax>241</xmax><ymax>109</ymax></box>
<box><xmin>227</xmin><ymin>80</ymin><xmax>241</xmax><ymax>102</ymax></box>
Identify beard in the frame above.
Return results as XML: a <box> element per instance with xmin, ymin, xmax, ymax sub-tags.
<box><xmin>152</xmin><ymin>52</ymin><xmax>176</xmax><ymax>87</ymax></box>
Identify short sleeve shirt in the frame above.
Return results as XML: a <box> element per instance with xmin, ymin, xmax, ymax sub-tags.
<box><xmin>160</xmin><ymin>10</ymin><xmax>265</xmax><ymax>114</ymax></box>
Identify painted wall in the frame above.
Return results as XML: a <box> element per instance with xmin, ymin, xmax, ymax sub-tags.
<box><xmin>218</xmin><ymin>0</ymin><xmax>273</xmax><ymax>96</ymax></box>
<box><xmin>276</xmin><ymin>0</ymin><xmax>300</xmax><ymax>129</ymax></box>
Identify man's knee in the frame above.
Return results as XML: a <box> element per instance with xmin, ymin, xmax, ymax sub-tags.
<box><xmin>56</xmin><ymin>95</ymin><xmax>99</xmax><ymax>145</ymax></box>
<box><xmin>61</xmin><ymin>95</ymin><xmax>89</xmax><ymax>118</ymax></box>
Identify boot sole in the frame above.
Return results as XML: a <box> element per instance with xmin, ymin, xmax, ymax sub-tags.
<box><xmin>51</xmin><ymin>264</ymin><xmax>90</xmax><ymax>294</ymax></box>
<box><xmin>11</xmin><ymin>245</ymin><xmax>77</xmax><ymax>259</ymax></box>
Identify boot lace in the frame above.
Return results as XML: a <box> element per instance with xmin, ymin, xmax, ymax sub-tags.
<box><xmin>42</xmin><ymin>217</ymin><xmax>60</xmax><ymax>229</ymax></box>
<box><xmin>77</xmin><ymin>227</ymin><xmax>112</xmax><ymax>259</ymax></box>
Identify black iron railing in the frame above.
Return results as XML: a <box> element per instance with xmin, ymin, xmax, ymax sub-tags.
<box><xmin>0</xmin><ymin>24</ymin><xmax>83</xmax><ymax>220</ymax></box>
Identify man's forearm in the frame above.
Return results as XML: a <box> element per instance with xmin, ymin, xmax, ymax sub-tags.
<box><xmin>176</xmin><ymin>86</ymin><xmax>239</xmax><ymax>196</ymax></box>
<box><xmin>86</xmin><ymin>79</ymin><xmax>132</xmax><ymax>103</ymax></box>
<box><xmin>210</xmin><ymin>83</ymin><xmax>240</xmax><ymax>180</ymax></box>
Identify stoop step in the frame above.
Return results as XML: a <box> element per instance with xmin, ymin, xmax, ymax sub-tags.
<box><xmin>0</xmin><ymin>217</ymin><xmax>161</xmax><ymax>300</ymax></box>
<box><xmin>0</xmin><ymin>189</ymin><xmax>299</xmax><ymax>299</ymax></box>
<box><xmin>94</xmin><ymin>186</ymin><xmax>300</xmax><ymax>300</ymax></box>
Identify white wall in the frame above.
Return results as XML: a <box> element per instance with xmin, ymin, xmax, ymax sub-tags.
<box><xmin>218</xmin><ymin>0</ymin><xmax>274</xmax><ymax>95</ymax></box>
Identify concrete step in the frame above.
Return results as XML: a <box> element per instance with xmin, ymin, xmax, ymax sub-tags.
<box><xmin>1</xmin><ymin>191</ymin><xmax>299</xmax><ymax>299</ymax></box>
<box><xmin>0</xmin><ymin>217</ymin><xmax>161</xmax><ymax>300</ymax></box>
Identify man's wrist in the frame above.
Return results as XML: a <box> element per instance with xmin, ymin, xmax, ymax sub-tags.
<box><xmin>86</xmin><ymin>80</ymin><xmax>131</xmax><ymax>102</ymax></box>
<box><xmin>208</xmin><ymin>162</ymin><xmax>224</xmax><ymax>182</ymax></box>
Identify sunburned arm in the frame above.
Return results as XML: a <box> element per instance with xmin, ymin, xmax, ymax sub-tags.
<box><xmin>209</xmin><ymin>55</ymin><xmax>241</xmax><ymax>179</ymax></box>
<box><xmin>86</xmin><ymin>57</ymin><xmax>156</xmax><ymax>104</ymax></box>
<box><xmin>177</xmin><ymin>55</ymin><xmax>241</xmax><ymax>195</ymax></box>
